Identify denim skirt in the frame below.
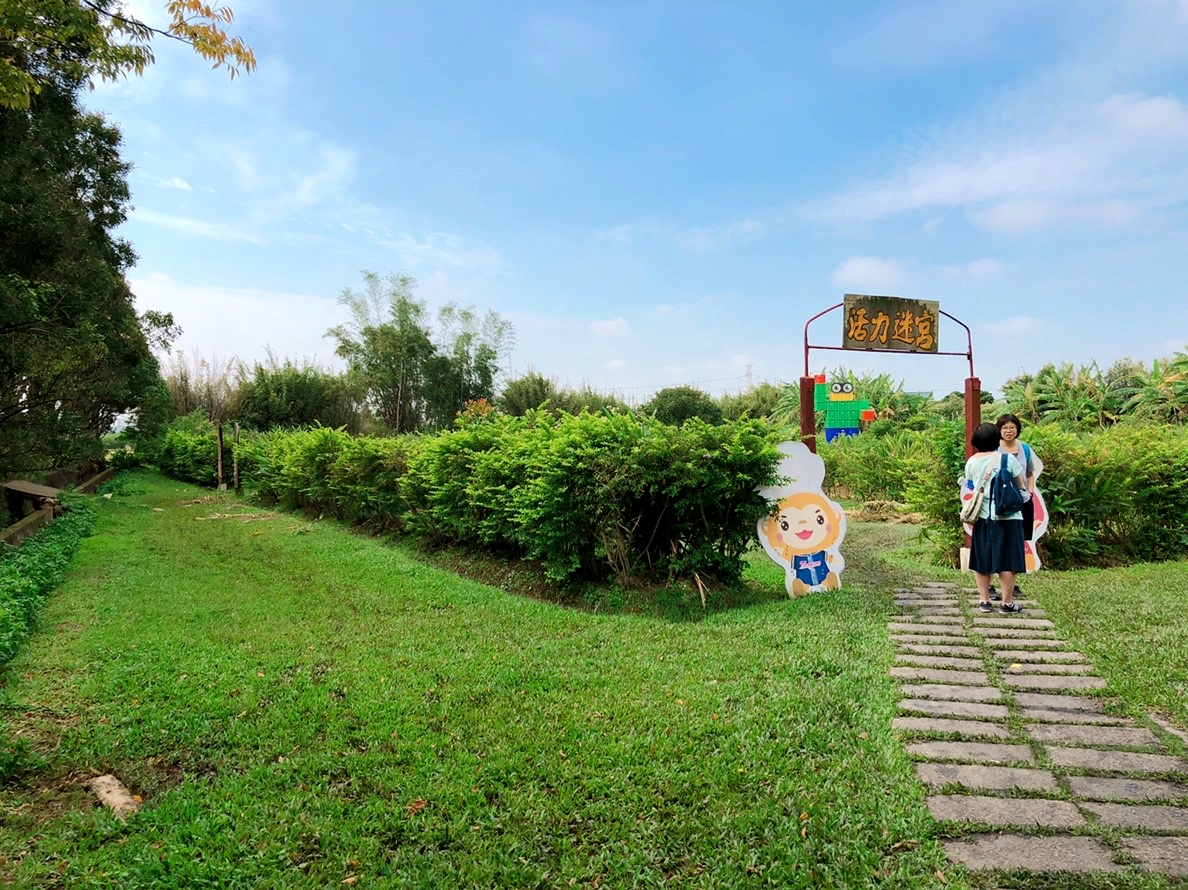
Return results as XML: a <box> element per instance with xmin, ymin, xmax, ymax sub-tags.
<box><xmin>969</xmin><ymin>518</ymin><xmax>1026</xmax><ymax>574</ymax></box>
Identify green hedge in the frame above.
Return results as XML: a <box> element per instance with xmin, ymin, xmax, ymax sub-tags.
<box><xmin>821</xmin><ymin>421</ymin><xmax>1188</xmax><ymax>569</ymax></box>
<box><xmin>232</xmin><ymin>411</ymin><xmax>781</xmax><ymax>586</ymax></box>
<box><xmin>0</xmin><ymin>500</ymin><xmax>95</xmax><ymax>666</ymax></box>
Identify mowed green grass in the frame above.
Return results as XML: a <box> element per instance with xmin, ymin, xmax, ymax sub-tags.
<box><xmin>0</xmin><ymin>471</ymin><xmax>948</xmax><ymax>888</ymax></box>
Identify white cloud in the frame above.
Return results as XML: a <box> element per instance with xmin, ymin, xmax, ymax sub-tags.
<box><xmin>130</xmin><ymin>273</ymin><xmax>343</xmax><ymax>368</ymax></box>
<box><xmin>984</xmin><ymin>316</ymin><xmax>1042</xmax><ymax>335</ymax></box>
<box><xmin>590</xmin><ymin>318</ymin><xmax>630</xmax><ymax>336</ymax></box>
<box><xmin>141</xmin><ymin>174</ymin><xmax>194</xmax><ymax>191</ymax></box>
<box><xmin>606</xmin><ymin>358</ymin><xmax>627</xmax><ymax>369</ymax></box>
<box><xmin>131</xmin><ymin>209</ymin><xmax>264</xmax><ymax>243</ymax></box>
<box><xmin>831</xmin><ymin>256</ymin><xmax>910</xmax><ymax>291</ymax></box>
<box><xmin>373</xmin><ymin>232</ymin><xmax>508</xmax><ymax>275</ymax></box>
<box><xmin>939</xmin><ymin>258</ymin><xmax>1004</xmax><ymax>279</ymax></box>
<box><xmin>672</xmin><ymin>219</ymin><xmax>766</xmax><ymax>251</ymax></box>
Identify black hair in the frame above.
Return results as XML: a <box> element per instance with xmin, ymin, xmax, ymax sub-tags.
<box><xmin>970</xmin><ymin>422</ymin><xmax>1001</xmax><ymax>453</ymax></box>
<box><xmin>996</xmin><ymin>413</ymin><xmax>1024</xmax><ymax>433</ymax></box>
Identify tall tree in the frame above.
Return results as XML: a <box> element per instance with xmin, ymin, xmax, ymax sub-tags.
<box><xmin>1</xmin><ymin>76</ymin><xmax>172</xmax><ymax>476</ymax></box>
<box><xmin>326</xmin><ymin>272</ymin><xmax>514</xmax><ymax>433</ymax></box>
<box><xmin>1</xmin><ymin>0</ymin><xmax>255</xmax><ymax>110</ymax></box>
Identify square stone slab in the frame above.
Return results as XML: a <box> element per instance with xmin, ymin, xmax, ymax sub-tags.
<box><xmin>1046</xmin><ymin>747</ymin><xmax>1187</xmax><ymax>773</ymax></box>
<box><xmin>972</xmin><ymin>616</ymin><xmax>1055</xmax><ymax>629</ymax></box>
<box><xmin>899</xmin><ymin>684</ymin><xmax>1002</xmax><ymax>702</ymax></box>
<box><xmin>900</xmin><ymin>699</ymin><xmax>1009</xmax><ymax>720</ymax></box>
<box><xmin>981</xmin><ymin>637</ymin><xmax>1068</xmax><ymax>649</ymax></box>
<box><xmin>1021</xmin><ymin>707</ymin><xmax>1127</xmax><ymax>726</ymax></box>
<box><xmin>896</xmin><ymin>643</ymin><xmax>981</xmax><ymax>657</ymax></box>
<box><xmin>1003</xmin><ymin>674</ymin><xmax>1107</xmax><ymax>691</ymax></box>
<box><xmin>888</xmin><ymin>623</ymin><xmax>967</xmax><ymax>635</ymax></box>
<box><xmin>1001</xmin><ymin>661</ymin><xmax>1093</xmax><ymax>675</ymax></box>
<box><xmin>927</xmin><ymin>794</ymin><xmax>1084</xmax><ymax>828</ymax></box>
<box><xmin>943</xmin><ymin>834</ymin><xmax>1121</xmax><ymax>873</ymax></box>
<box><xmin>1067</xmin><ymin>776</ymin><xmax>1188</xmax><ymax>802</ymax></box>
<box><xmin>1081</xmin><ymin>802</ymin><xmax>1188</xmax><ymax>831</ymax></box>
<box><xmin>892</xmin><ymin>634</ymin><xmax>973</xmax><ymax>646</ymax></box>
<box><xmin>893</xmin><ymin>716</ymin><xmax>1011</xmax><ymax>739</ymax></box>
<box><xmin>1013</xmin><ymin>693</ymin><xmax>1105</xmax><ymax>713</ymax></box>
<box><xmin>896</xmin><ymin>654</ymin><xmax>984</xmax><ymax>670</ymax></box>
<box><xmin>971</xmin><ymin>627</ymin><xmax>1058</xmax><ymax>639</ymax></box>
<box><xmin>908</xmin><ymin>740</ymin><xmax>1034</xmax><ymax>764</ymax></box>
<box><xmin>916</xmin><ymin>762</ymin><xmax>1057</xmax><ymax>792</ymax></box>
<box><xmin>892</xmin><ymin>667</ymin><xmax>989</xmax><ymax>686</ymax></box>
<box><xmin>1026</xmin><ymin>723</ymin><xmax>1160</xmax><ymax>749</ymax></box>
<box><xmin>890</xmin><ymin>615</ymin><xmax>965</xmax><ymax>626</ymax></box>
<box><xmin>995</xmin><ymin>649</ymin><xmax>1087</xmax><ymax>663</ymax></box>
<box><xmin>1122</xmin><ymin>837</ymin><xmax>1188</xmax><ymax>877</ymax></box>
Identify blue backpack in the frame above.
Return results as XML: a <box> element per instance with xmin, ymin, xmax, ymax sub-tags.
<box><xmin>992</xmin><ymin>453</ymin><xmax>1026</xmax><ymax>514</ymax></box>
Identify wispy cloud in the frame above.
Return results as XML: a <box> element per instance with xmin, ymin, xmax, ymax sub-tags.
<box><xmin>373</xmin><ymin>232</ymin><xmax>508</xmax><ymax>275</ymax></box>
<box><xmin>131</xmin><ymin>209</ymin><xmax>263</xmax><ymax>242</ymax></box>
<box><xmin>141</xmin><ymin>174</ymin><xmax>194</xmax><ymax>191</ymax></box>
<box><xmin>939</xmin><ymin>258</ymin><xmax>1004</xmax><ymax>280</ymax></box>
<box><xmin>590</xmin><ymin>318</ymin><xmax>630</xmax><ymax>337</ymax></box>
<box><xmin>831</xmin><ymin>256</ymin><xmax>910</xmax><ymax>291</ymax></box>
<box><xmin>672</xmin><ymin>219</ymin><xmax>766</xmax><ymax>251</ymax></box>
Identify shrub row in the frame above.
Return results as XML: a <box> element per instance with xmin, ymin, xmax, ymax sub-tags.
<box><xmin>822</xmin><ymin>420</ymin><xmax>1188</xmax><ymax>569</ymax></box>
<box><xmin>233</xmin><ymin>412</ymin><xmax>782</xmax><ymax>586</ymax></box>
<box><xmin>0</xmin><ymin>500</ymin><xmax>95</xmax><ymax>666</ymax></box>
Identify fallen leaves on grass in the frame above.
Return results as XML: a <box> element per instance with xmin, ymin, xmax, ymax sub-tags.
<box><xmin>406</xmin><ymin>798</ymin><xmax>426</xmax><ymax>816</ymax></box>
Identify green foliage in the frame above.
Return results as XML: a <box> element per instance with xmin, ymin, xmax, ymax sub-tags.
<box><xmin>497</xmin><ymin>371</ymin><xmax>555</xmax><ymax>415</ymax></box>
<box><xmin>234</xmin><ymin>360</ymin><xmax>360</xmax><ymax>432</ymax></box>
<box><xmin>719</xmin><ymin>381</ymin><xmax>782</xmax><ymax>421</ymax></box>
<box><xmin>0</xmin><ymin>497</ymin><xmax>94</xmax><ymax>667</ymax></box>
<box><xmin>1</xmin><ymin>78</ymin><xmax>168</xmax><ymax>478</ymax></box>
<box><xmin>643</xmin><ymin>385</ymin><xmax>723</xmax><ymax>426</ymax></box>
<box><xmin>327</xmin><ymin>271</ymin><xmax>513</xmax><ymax>433</ymax></box>
<box><xmin>154</xmin><ymin>412</ymin><xmax>220</xmax><ymax>486</ymax></box>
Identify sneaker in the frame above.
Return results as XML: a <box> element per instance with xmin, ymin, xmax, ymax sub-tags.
<box><xmin>1000</xmin><ymin>601</ymin><xmax>1024</xmax><ymax>614</ymax></box>
<box><xmin>989</xmin><ymin>587</ymin><xmax>1002</xmax><ymax>602</ymax></box>
<box><xmin>978</xmin><ymin>600</ymin><xmax>993</xmax><ymax>613</ymax></box>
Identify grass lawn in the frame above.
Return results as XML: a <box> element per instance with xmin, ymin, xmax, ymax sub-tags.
<box><xmin>1</xmin><ymin>469</ymin><xmax>1185</xmax><ymax>888</ymax></box>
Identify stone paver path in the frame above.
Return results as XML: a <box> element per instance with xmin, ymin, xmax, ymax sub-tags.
<box><xmin>890</xmin><ymin>584</ymin><xmax>1188</xmax><ymax>880</ymax></box>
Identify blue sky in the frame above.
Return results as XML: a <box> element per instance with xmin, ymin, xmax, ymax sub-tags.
<box><xmin>92</xmin><ymin>0</ymin><xmax>1188</xmax><ymax>401</ymax></box>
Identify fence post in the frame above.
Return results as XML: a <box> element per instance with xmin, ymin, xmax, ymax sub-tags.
<box><xmin>217</xmin><ymin>423</ymin><xmax>225</xmax><ymax>490</ymax></box>
<box><xmin>233</xmin><ymin>423</ymin><xmax>241</xmax><ymax>494</ymax></box>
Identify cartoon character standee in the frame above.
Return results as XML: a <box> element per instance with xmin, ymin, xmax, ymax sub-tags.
<box><xmin>813</xmin><ymin>374</ymin><xmax>877</xmax><ymax>442</ymax></box>
<box><xmin>757</xmin><ymin>441</ymin><xmax>848</xmax><ymax>597</ymax></box>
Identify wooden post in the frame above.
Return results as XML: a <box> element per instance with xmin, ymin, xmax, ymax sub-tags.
<box><xmin>799</xmin><ymin>376</ymin><xmax>817</xmax><ymax>453</ymax></box>
<box><xmin>217</xmin><ymin>423</ymin><xmax>225</xmax><ymax>490</ymax></box>
<box><xmin>963</xmin><ymin>377</ymin><xmax>982</xmax><ymax>458</ymax></box>
<box><xmin>233</xmin><ymin>422</ymin><xmax>241</xmax><ymax>494</ymax></box>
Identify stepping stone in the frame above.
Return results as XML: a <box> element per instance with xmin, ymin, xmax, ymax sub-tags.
<box><xmin>943</xmin><ymin>834</ymin><xmax>1121</xmax><ymax>873</ymax></box>
<box><xmin>896</xmin><ymin>643</ymin><xmax>981</xmax><ymax>657</ymax></box>
<box><xmin>968</xmin><ymin>602</ymin><xmax>1047</xmax><ymax>617</ymax></box>
<box><xmin>981</xmin><ymin>637</ymin><xmax>1067</xmax><ymax>649</ymax></box>
<box><xmin>1026</xmin><ymin>723</ymin><xmax>1161</xmax><ymax>749</ymax></box>
<box><xmin>1121</xmin><ymin>837</ymin><xmax>1188</xmax><ymax>877</ymax></box>
<box><xmin>971</xmin><ymin>627</ymin><xmax>1058</xmax><ymax>639</ymax></box>
<box><xmin>895</xmin><ymin>599</ymin><xmax>959</xmax><ymax>608</ymax></box>
<box><xmin>927</xmin><ymin>794</ymin><xmax>1084</xmax><ymax>828</ymax></box>
<box><xmin>907</xmin><ymin>740</ymin><xmax>1033</xmax><ymax>764</ymax></box>
<box><xmin>891</xmin><ymin>667</ymin><xmax>989</xmax><ymax>686</ymax></box>
<box><xmin>1002</xmin><ymin>674</ymin><xmax>1107</xmax><ymax>691</ymax></box>
<box><xmin>915</xmin><ymin>608</ymin><xmax>962</xmax><ymax>616</ymax></box>
<box><xmin>889</xmin><ymin>616</ymin><xmax>965</xmax><ymax>627</ymax></box>
<box><xmin>899</xmin><ymin>684</ymin><xmax>1002</xmax><ymax>703</ymax></box>
<box><xmin>1149</xmin><ymin>713</ymin><xmax>1188</xmax><ymax>746</ymax></box>
<box><xmin>1081</xmin><ymin>802</ymin><xmax>1188</xmax><ymax>831</ymax></box>
<box><xmin>1046</xmin><ymin>747</ymin><xmax>1187</xmax><ymax>774</ymax></box>
<box><xmin>895</xmin><ymin>654</ymin><xmax>983</xmax><ymax>670</ymax></box>
<box><xmin>892</xmin><ymin>716</ymin><xmax>1011</xmax><ymax>740</ymax></box>
<box><xmin>972</xmin><ymin>616</ymin><xmax>1054</xmax><ymax>629</ymax></box>
<box><xmin>1000</xmin><ymin>661</ymin><xmax>1093</xmax><ymax>675</ymax></box>
<box><xmin>1014</xmin><ymin>693</ymin><xmax>1105</xmax><ymax>713</ymax></box>
<box><xmin>1067</xmin><ymin>776</ymin><xmax>1188</xmax><ymax>802</ymax></box>
<box><xmin>994</xmin><ymin>649</ymin><xmax>1087</xmax><ymax>662</ymax></box>
<box><xmin>1021</xmin><ymin>707</ymin><xmax>1127</xmax><ymax>726</ymax></box>
<box><xmin>892</xmin><ymin>634</ymin><xmax>973</xmax><ymax>646</ymax></box>
<box><xmin>899</xmin><ymin>699</ymin><xmax>1009</xmax><ymax>721</ymax></box>
<box><xmin>888</xmin><ymin>623</ymin><xmax>966</xmax><ymax>635</ymax></box>
<box><xmin>916</xmin><ymin>762</ymin><xmax>1057</xmax><ymax>792</ymax></box>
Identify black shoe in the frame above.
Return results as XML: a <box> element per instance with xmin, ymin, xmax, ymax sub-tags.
<box><xmin>989</xmin><ymin>587</ymin><xmax>1002</xmax><ymax>602</ymax></box>
<box><xmin>1000</xmin><ymin>601</ymin><xmax>1023</xmax><ymax>614</ymax></box>
<box><xmin>978</xmin><ymin>601</ymin><xmax>993</xmax><ymax>613</ymax></box>
<box><xmin>1013</xmin><ymin>585</ymin><xmax>1023</xmax><ymax>598</ymax></box>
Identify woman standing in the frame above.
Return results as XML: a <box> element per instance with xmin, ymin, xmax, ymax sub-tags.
<box><xmin>993</xmin><ymin>413</ymin><xmax>1037</xmax><ymax>598</ymax></box>
<box><xmin>965</xmin><ymin>422</ymin><xmax>1028</xmax><ymax>614</ymax></box>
